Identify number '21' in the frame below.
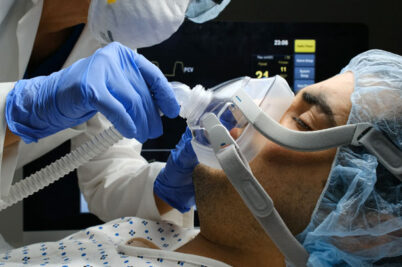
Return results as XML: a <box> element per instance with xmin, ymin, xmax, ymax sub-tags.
<box><xmin>255</xmin><ymin>70</ymin><xmax>269</xmax><ymax>78</ymax></box>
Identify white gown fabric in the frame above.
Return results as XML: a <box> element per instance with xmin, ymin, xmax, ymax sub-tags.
<box><xmin>0</xmin><ymin>216</ymin><xmax>231</xmax><ymax>267</ymax></box>
<box><xmin>0</xmin><ymin>0</ymin><xmax>192</xmax><ymax>227</ymax></box>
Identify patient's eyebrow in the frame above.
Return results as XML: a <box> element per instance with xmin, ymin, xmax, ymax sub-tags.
<box><xmin>302</xmin><ymin>92</ymin><xmax>337</xmax><ymax>127</ymax></box>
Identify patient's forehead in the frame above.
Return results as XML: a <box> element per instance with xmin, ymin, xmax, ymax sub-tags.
<box><xmin>297</xmin><ymin>73</ymin><xmax>353</xmax><ymax>99</ymax></box>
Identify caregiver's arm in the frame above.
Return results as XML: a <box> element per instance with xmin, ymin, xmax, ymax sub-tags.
<box><xmin>4</xmin><ymin>127</ymin><xmax>19</xmax><ymax>148</ymax></box>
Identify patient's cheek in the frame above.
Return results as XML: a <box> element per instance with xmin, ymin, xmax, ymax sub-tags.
<box><xmin>258</xmin><ymin>142</ymin><xmax>290</xmax><ymax>162</ymax></box>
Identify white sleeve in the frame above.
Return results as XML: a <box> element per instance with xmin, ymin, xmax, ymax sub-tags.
<box><xmin>0</xmin><ymin>82</ymin><xmax>19</xmax><ymax>198</ymax></box>
<box><xmin>74</xmin><ymin>113</ymin><xmax>193</xmax><ymax>227</ymax></box>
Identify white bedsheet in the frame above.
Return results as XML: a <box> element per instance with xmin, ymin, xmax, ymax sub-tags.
<box><xmin>0</xmin><ymin>217</ymin><xmax>230</xmax><ymax>266</ymax></box>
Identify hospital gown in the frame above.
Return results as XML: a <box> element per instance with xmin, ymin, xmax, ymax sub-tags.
<box><xmin>0</xmin><ymin>218</ymin><xmax>230</xmax><ymax>267</ymax></box>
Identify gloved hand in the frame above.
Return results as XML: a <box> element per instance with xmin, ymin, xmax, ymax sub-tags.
<box><xmin>154</xmin><ymin>128</ymin><xmax>198</xmax><ymax>213</ymax></box>
<box><xmin>6</xmin><ymin>42</ymin><xmax>179</xmax><ymax>143</ymax></box>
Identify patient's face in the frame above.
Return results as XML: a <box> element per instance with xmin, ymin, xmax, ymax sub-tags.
<box><xmin>193</xmin><ymin>72</ymin><xmax>354</xmax><ymax>249</ymax></box>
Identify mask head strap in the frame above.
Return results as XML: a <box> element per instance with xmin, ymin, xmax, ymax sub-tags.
<box><xmin>201</xmin><ymin>113</ymin><xmax>309</xmax><ymax>267</ymax></box>
<box><xmin>354</xmin><ymin>127</ymin><xmax>402</xmax><ymax>181</ymax></box>
<box><xmin>232</xmin><ymin>87</ymin><xmax>402</xmax><ymax>181</ymax></box>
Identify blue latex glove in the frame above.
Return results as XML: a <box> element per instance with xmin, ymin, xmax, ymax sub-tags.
<box><xmin>6</xmin><ymin>42</ymin><xmax>179</xmax><ymax>143</ymax></box>
<box><xmin>154</xmin><ymin>128</ymin><xmax>198</xmax><ymax>213</ymax></box>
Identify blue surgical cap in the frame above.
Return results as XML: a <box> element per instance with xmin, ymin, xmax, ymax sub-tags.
<box><xmin>298</xmin><ymin>50</ymin><xmax>402</xmax><ymax>266</ymax></box>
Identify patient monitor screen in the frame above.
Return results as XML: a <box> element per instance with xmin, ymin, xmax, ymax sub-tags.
<box><xmin>24</xmin><ymin>21</ymin><xmax>368</xmax><ymax>232</ymax></box>
<box><xmin>139</xmin><ymin>21</ymin><xmax>368</xmax><ymax>163</ymax></box>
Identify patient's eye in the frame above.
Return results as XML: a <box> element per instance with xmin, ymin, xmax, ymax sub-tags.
<box><xmin>292</xmin><ymin>116</ymin><xmax>312</xmax><ymax>131</ymax></box>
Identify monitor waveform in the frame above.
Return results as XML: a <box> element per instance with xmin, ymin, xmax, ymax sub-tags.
<box><xmin>152</xmin><ymin>61</ymin><xmax>194</xmax><ymax>77</ymax></box>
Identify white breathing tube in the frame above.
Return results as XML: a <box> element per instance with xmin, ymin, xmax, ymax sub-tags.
<box><xmin>0</xmin><ymin>127</ymin><xmax>123</xmax><ymax>211</ymax></box>
<box><xmin>0</xmin><ymin>82</ymin><xmax>191</xmax><ymax>212</ymax></box>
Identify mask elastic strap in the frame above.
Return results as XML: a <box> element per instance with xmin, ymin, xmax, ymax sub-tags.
<box><xmin>233</xmin><ymin>87</ymin><xmax>402</xmax><ymax>181</ymax></box>
<box><xmin>355</xmin><ymin>127</ymin><xmax>402</xmax><ymax>181</ymax></box>
<box><xmin>202</xmin><ymin>113</ymin><xmax>309</xmax><ymax>267</ymax></box>
<box><xmin>232</xmin><ymin>87</ymin><xmax>372</xmax><ymax>150</ymax></box>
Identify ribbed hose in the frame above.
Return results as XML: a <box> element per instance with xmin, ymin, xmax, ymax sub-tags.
<box><xmin>0</xmin><ymin>126</ymin><xmax>123</xmax><ymax>211</ymax></box>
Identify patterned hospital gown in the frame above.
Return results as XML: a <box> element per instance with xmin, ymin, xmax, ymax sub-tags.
<box><xmin>0</xmin><ymin>217</ymin><xmax>230</xmax><ymax>267</ymax></box>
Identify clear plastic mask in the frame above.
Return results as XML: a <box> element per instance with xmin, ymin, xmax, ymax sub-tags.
<box><xmin>172</xmin><ymin>75</ymin><xmax>295</xmax><ymax>169</ymax></box>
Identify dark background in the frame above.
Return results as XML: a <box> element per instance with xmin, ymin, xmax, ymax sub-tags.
<box><xmin>217</xmin><ymin>0</ymin><xmax>402</xmax><ymax>55</ymax></box>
